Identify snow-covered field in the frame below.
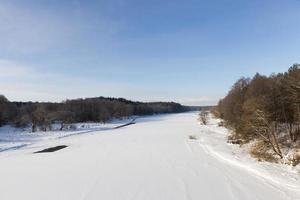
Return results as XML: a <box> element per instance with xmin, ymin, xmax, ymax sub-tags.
<box><xmin>0</xmin><ymin>112</ymin><xmax>299</xmax><ymax>200</ymax></box>
<box><xmin>0</xmin><ymin>118</ymin><xmax>135</xmax><ymax>152</ymax></box>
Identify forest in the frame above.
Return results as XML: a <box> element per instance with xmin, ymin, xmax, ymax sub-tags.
<box><xmin>215</xmin><ymin>64</ymin><xmax>300</xmax><ymax>164</ymax></box>
<box><xmin>0</xmin><ymin>96</ymin><xmax>187</xmax><ymax>132</ymax></box>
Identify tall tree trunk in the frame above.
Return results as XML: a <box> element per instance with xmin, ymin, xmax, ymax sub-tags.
<box><xmin>32</xmin><ymin>123</ymin><xmax>37</xmax><ymax>132</ymax></box>
<box><xmin>60</xmin><ymin>122</ymin><xmax>64</xmax><ymax>131</ymax></box>
<box><xmin>269</xmin><ymin>128</ymin><xmax>283</xmax><ymax>158</ymax></box>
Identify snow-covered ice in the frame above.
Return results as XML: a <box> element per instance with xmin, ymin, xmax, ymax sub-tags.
<box><xmin>0</xmin><ymin>112</ymin><xmax>299</xmax><ymax>200</ymax></box>
<box><xmin>0</xmin><ymin>117</ymin><xmax>135</xmax><ymax>152</ymax></box>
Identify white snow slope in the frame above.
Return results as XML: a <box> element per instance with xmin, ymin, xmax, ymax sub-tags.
<box><xmin>0</xmin><ymin>112</ymin><xmax>299</xmax><ymax>200</ymax></box>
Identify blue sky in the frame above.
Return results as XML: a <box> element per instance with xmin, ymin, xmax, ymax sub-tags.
<box><xmin>0</xmin><ymin>0</ymin><xmax>300</xmax><ymax>105</ymax></box>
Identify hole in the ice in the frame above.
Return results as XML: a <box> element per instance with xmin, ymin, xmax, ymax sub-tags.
<box><xmin>114</xmin><ymin>122</ymin><xmax>136</xmax><ymax>129</ymax></box>
<box><xmin>34</xmin><ymin>145</ymin><xmax>68</xmax><ymax>153</ymax></box>
<box><xmin>189</xmin><ymin>135</ymin><xmax>198</xmax><ymax>140</ymax></box>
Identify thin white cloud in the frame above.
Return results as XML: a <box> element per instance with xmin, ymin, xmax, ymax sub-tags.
<box><xmin>0</xmin><ymin>59</ymin><xmax>34</xmax><ymax>77</ymax></box>
<box><xmin>0</xmin><ymin>59</ymin><xmax>219</xmax><ymax>105</ymax></box>
<box><xmin>0</xmin><ymin>59</ymin><xmax>162</xmax><ymax>102</ymax></box>
<box><xmin>0</xmin><ymin>2</ymin><xmax>73</xmax><ymax>53</ymax></box>
<box><xmin>0</xmin><ymin>1</ymin><xmax>126</xmax><ymax>55</ymax></box>
<box><xmin>178</xmin><ymin>96</ymin><xmax>219</xmax><ymax>106</ymax></box>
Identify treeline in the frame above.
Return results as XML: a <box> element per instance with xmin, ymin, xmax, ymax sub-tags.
<box><xmin>0</xmin><ymin>96</ymin><xmax>186</xmax><ymax>132</ymax></box>
<box><xmin>215</xmin><ymin>64</ymin><xmax>300</xmax><ymax>161</ymax></box>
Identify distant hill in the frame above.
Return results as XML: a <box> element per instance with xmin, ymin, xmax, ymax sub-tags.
<box><xmin>184</xmin><ymin>105</ymin><xmax>215</xmax><ymax>111</ymax></box>
<box><xmin>0</xmin><ymin>95</ymin><xmax>188</xmax><ymax>132</ymax></box>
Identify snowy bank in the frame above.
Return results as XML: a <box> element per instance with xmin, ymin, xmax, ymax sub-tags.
<box><xmin>197</xmin><ymin>114</ymin><xmax>300</xmax><ymax>196</ymax></box>
<box><xmin>0</xmin><ymin>112</ymin><xmax>299</xmax><ymax>200</ymax></box>
<box><xmin>0</xmin><ymin>117</ymin><xmax>136</xmax><ymax>152</ymax></box>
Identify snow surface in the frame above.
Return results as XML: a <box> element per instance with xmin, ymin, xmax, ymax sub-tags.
<box><xmin>0</xmin><ymin>112</ymin><xmax>299</xmax><ymax>200</ymax></box>
<box><xmin>0</xmin><ymin>118</ymin><xmax>135</xmax><ymax>152</ymax></box>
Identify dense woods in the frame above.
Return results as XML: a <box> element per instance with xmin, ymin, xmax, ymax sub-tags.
<box><xmin>0</xmin><ymin>96</ymin><xmax>187</xmax><ymax>132</ymax></box>
<box><xmin>215</xmin><ymin>64</ymin><xmax>300</xmax><ymax>164</ymax></box>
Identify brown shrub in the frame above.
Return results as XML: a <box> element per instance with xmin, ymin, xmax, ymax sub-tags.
<box><xmin>250</xmin><ymin>140</ymin><xmax>279</xmax><ymax>163</ymax></box>
<box><xmin>286</xmin><ymin>151</ymin><xmax>300</xmax><ymax>166</ymax></box>
<box><xmin>189</xmin><ymin>135</ymin><xmax>198</xmax><ymax>140</ymax></box>
<box><xmin>218</xmin><ymin>121</ymin><xmax>225</xmax><ymax>127</ymax></box>
<box><xmin>227</xmin><ymin>132</ymin><xmax>247</xmax><ymax>145</ymax></box>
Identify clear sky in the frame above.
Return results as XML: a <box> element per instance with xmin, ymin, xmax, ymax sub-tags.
<box><xmin>0</xmin><ymin>0</ymin><xmax>300</xmax><ymax>105</ymax></box>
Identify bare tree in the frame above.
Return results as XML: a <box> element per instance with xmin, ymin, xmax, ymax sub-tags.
<box><xmin>250</xmin><ymin>109</ymin><xmax>283</xmax><ymax>158</ymax></box>
<box><xmin>199</xmin><ymin>111</ymin><xmax>209</xmax><ymax>125</ymax></box>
